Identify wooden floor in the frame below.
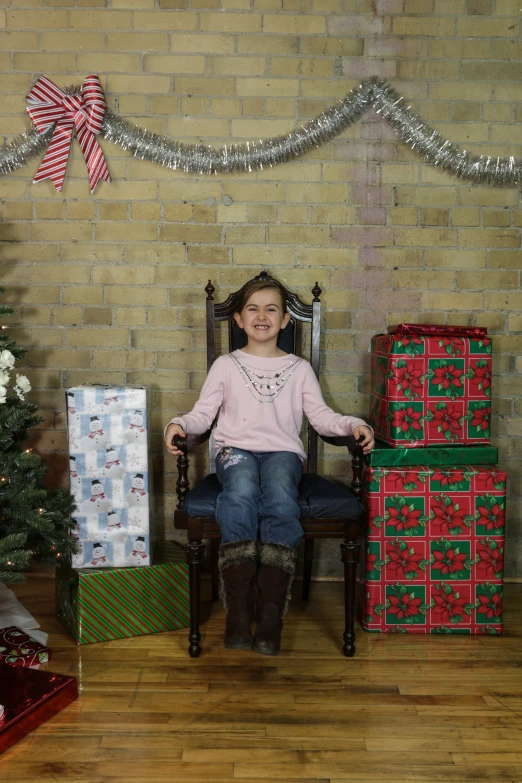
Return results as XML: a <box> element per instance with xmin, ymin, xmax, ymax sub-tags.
<box><xmin>4</xmin><ymin>572</ymin><xmax>522</xmax><ymax>783</ymax></box>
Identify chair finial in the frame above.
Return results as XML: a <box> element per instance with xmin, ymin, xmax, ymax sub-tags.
<box><xmin>257</xmin><ymin>270</ymin><xmax>269</xmax><ymax>280</ymax></box>
<box><xmin>312</xmin><ymin>282</ymin><xmax>321</xmax><ymax>302</ymax></box>
<box><xmin>205</xmin><ymin>280</ymin><xmax>215</xmax><ymax>300</ymax></box>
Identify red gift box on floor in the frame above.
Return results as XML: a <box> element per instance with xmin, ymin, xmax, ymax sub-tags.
<box><xmin>363</xmin><ymin>463</ymin><xmax>506</xmax><ymax>635</ymax></box>
<box><xmin>0</xmin><ymin>662</ymin><xmax>78</xmax><ymax>754</ymax></box>
<box><xmin>369</xmin><ymin>328</ymin><xmax>492</xmax><ymax>448</ymax></box>
<box><xmin>0</xmin><ymin>627</ymin><xmax>50</xmax><ymax>668</ymax></box>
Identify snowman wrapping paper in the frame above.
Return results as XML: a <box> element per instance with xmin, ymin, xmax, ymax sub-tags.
<box><xmin>66</xmin><ymin>386</ymin><xmax>152</xmax><ymax>568</ymax></box>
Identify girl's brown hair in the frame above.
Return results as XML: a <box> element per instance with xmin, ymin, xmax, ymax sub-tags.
<box><xmin>234</xmin><ymin>278</ymin><xmax>288</xmax><ymax>315</ymax></box>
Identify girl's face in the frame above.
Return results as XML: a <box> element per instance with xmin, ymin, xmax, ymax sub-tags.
<box><xmin>234</xmin><ymin>288</ymin><xmax>290</xmax><ymax>346</ymax></box>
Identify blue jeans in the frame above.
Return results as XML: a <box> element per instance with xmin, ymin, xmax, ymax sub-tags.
<box><xmin>215</xmin><ymin>448</ymin><xmax>303</xmax><ymax>549</ymax></box>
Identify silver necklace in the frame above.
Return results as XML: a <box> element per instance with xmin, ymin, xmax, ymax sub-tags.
<box><xmin>230</xmin><ymin>354</ymin><xmax>302</xmax><ymax>403</ymax></box>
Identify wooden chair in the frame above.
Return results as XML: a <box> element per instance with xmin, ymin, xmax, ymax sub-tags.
<box><xmin>172</xmin><ymin>272</ymin><xmax>366</xmax><ymax>659</ymax></box>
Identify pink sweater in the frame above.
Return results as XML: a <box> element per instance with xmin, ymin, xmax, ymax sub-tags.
<box><xmin>166</xmin><ymin>350</ymin><xmax>371</xmax><ymax>461</ymax></box>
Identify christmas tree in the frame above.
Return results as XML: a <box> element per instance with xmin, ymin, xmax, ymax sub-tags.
<box><xmin>0</xmin><ymin>287</ymin><xmax>77</xmax><ymax>583</ymax></box>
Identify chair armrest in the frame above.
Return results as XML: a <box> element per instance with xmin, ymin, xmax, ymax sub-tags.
<box><xmin>316</xmin><ymin>433</ymin><xmax>365</xmax><ymax>502</ymax></box>
<box><xmin>319</xmin><ymin>434</ymin><xmax>358</xmax><ymax>452</ymax></box>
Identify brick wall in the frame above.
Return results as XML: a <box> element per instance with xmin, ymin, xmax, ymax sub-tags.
<box><xmin>0</xmin><ymin>0</ymin><xmax>521</xmax><ymax>576</ymax></box>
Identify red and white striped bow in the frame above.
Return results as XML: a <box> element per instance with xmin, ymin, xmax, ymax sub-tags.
<box><xmin>26</xmin><ymin>74</ymin><xmax>111</xmax><ymax>193</ymax></box>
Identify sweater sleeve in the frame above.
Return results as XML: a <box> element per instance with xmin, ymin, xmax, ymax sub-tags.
<box><xmin>164</xmin><ymin>356</ymin><xmax>225</xmax><ymax>439</ymax></box>
<box><xmin>301</xmin><ymin>362</ymin><xmax>373</xmax><ymax>438</ymax></box>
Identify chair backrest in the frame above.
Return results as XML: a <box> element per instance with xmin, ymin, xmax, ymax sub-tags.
<box><xmin>204</xmin><ymin>271</ymin><xmax>322</xmax><ymax>473</ymax></box>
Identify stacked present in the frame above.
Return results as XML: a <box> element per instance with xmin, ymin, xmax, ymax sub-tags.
<box><xmin>59</xmin><ymin>386</ymin><xmax>190</xmax><ymax>645</ymax></box>
<box><xmin>365</xmin><ymin>325</ymin><xmax>505</xmax><ymax>635</ymax></box>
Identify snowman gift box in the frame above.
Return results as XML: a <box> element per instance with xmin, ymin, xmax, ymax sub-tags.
<box><xmin>66</xmin><ymin>386</ymin><xmax>152</xmax><ymax>568</ymax></box>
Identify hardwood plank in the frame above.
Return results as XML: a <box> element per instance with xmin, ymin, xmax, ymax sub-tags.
<box><xmin>233</xmin><ymin>763</ymin><xmax>522</xmax><ymax>780</ymax></box>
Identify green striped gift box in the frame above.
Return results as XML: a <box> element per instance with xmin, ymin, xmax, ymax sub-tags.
<box><xmin>56</xmin><ymin>544</ymin><xmax>190</xmax><ymax>645</ymax></box>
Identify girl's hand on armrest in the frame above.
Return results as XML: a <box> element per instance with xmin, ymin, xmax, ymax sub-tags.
<box><xmin>353</xmin><ymin>425</ymin><xmax>375</xmax><ymax>455</ymax></box>
<box><xmin>165</xmin><ymin>424</ymin><xmax>186</xmax><ymax>456</ymax></box>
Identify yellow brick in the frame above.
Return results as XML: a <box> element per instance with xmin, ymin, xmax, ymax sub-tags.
<box><xmin>279</xmin><ymin>205</ymin><xmax>309</xmax><ymax>223</ymax></box>
<box><xmin>430</xmin><ymin>83</ymin><xmax>493</xmax><ymax>101</ymax></box>
<box><xmin>434</xmin><ymin>122</ymin><xmax>489</xmax><ymax>143</ymax></box>
<box><xmin>144</xmin><ymin>54</ymin><xmax>205</xmax><ymax>73</ymax></box>
<box><xmin>69</xmin><ymin>9</ymin><xmax>133</xmax><ymax>28</ymax></box>
<box><xmin>22</xmin><ymin>307</ymin><xmax>52</xmax><ymax>325</ymax></box>
<box><xmin>451</xmin><ymin>208</ymin><xmax>481</xmax><ymax>227</ymax></box>
<box><xmin>231</xmin><ymin>246</ymin><xmax>290</xmax><ymax>265</ymax></box>
<box><xmin>30</xmin><ymin>223</ymin><xmax>92</xmax><ymax>242</ymax></box>
<box><xmin>310</xmin><ymin>206</ymin><xmax>354</xmax><ymax>224</ymax></box>
<box><xmin>167</xmin><ymin>117</ymin><xmax>230</xmax><ymax>137</ymax></box>
<box><xmin>106</xmin><ymin>74</ymin><xmax>171</xmax><ymax>93</ymax></box>
<box><xmin>460</xmin><ymin>229</ymin><xmax>520</xmax><ymax>248</ymax></box>
<box><xmin>148</xmin><ymin>96</ymin><xmax>179</xmax><ymax>115</ymax></box>
<box><xmin>193</xmin><ymin>205</ymin><xmax>216</xmax><ymax>223</ymax></box>
<box><xmin>116</xmin><ymin>308</ymin><xmax>147</xmax><ymax>326</ymax></box>
<box><xmin>457</xmin><ymin>270</ymin><xmax>517</xmax><ymax>289</ymax></box>
<box><xmin>263</xmin><ymin>14</ymin><xmax>325</xmax><ymax>33</ymax></box>
<box><xmin>420</xmin><ymin>208</ymin><xmax>449</xmax><ymax>227</ymax></box>
<box><xmin>66</xmin><ymin>202</ymin><xmax>95</xmax><ymax>220</ymax></box>
<box><xmin>420</xmin><ymin>102</ymin><xmax>449</xmax><ymax>122</ymax></box>
<box><xmin>132</xmin><ymin>203</ymin><xmax>161</xmax><ymax>221</ymax></box>
<box><xmin>236</xmin><ymin>78</ymin><xmax>299</xmax><ymax>97</ymax></box>
<box><xmin>27</xmin><ymin>348</ymin><xmax>88</xmax><ymax>369</ymax></box>
<box><xmin>457</xmin><ymin>16</ymin><xmax>519</xmax><ymax>36</ymax></box>
<box><xmin>261</xmin><ymin>163</ymin><xmax>323</xmax><ymax>182</ymax></box>
<box><xmin>488</xmin><ymin>250</ymin><xmax>522</xmax><ymax>268</ymax></box>
<box><xmin>425</xmin><ymin>249</ymin><xmax>487</xmax><ymax>268</ymax></box>
<box><xmin>216</xmin><ymin>204</ymin><xmax>248</xmax><ymax>223</ymax></box>
<box><xmin>508</xmin><ymin>313</ymin><xmax>522</xmax><ymax>330</ymax></box>
<box><xmin>491</xmin><ymin>125</ymin><xmax>522</xmax><ymax>144</ymax></box>
<box><xmin>29</xmin><ymin>266</ymin><xmax>91</xmax><ymax>284</ymax></box>
<box><xmin>207</xmin><ymin>56</ymin><xmax>266</xmax><ymax>76</ymax></box>
<box><xmin>93</xmin><ymin>350</ymin><xmax>154</xmax><ymax>370</ymax></box>
<box><xmin>395</xmin><ymin>186</ymin><xmax>455</xmax><ymax>206</ymax></box>
<box><xmin>487</xmin><ymin>105</ymin><xmax>514</xmax><ymax>125</ymax></box>
<box><xmin>7</xmin><ymin>9</ymin><xmax>68</xmax><ymax>27</ymax></box>
<box><xmin>52</xmin><ymin>307</ymin><xmax>83</xmax><ymax>325</ymax></box>
<box><xmin>266</xmin><ymin>97</ymin><xmax>295</xmax><ymax>118</ymax></box>
<box><xmin>0</xmin><ymin>116</ymin><xmax>27</xmax><ymax>134</ymax></box>
<box><xmin>59</xmin><ymin>245</ymin><xmax>121</xmax><ymax>264</ymax></box>
<box><xmin>128</xmin><ymin>369</ymin><xmax>187</xmax><ymax>389</ymax></box>
<box><xmin>248</xmin><ymin>204</ymin><xmax>277</xmax><ymax>222</ymax></box>
<box><xmin>483</xmin><ymin>209</ymin><xmax>512</xmax><ymax>228</ymax></box>
<box><xmin>41</xmin><ymin>31</ymin><xmax>105</xmax><ymax>51</ymax></box>
<box><xmin>394</xmin><ymin>270</ymin><xmax>454</xmax><ymax>289</ymax></box>
<box><xmin>14</xmin><ymin>51</ymin><xmax>76</xmax><ymax>70</ymax></box>
<box><xmin>458</xmin><ymin>187</ymin><xmax>519</xmax><ymax>207</ymax></box>
<box><xmin>0</xmin><ymin>74</ymin><xmax>30</xmax><ymax>93</ymax></box>
<box><xmin>494</xmin><ymin>84</ymin><xmax>522</xmax><ymax>101</ymax></box>
<box><xmin>269</xmin><ymin>226</ymin><xmax>330</xmax><ymax>244</ymax></box>
<box><xmin>269</xmin><ymin>57</ymin><xmax>332</xmax><ymax>77</ymax></box>
<box><xmin>99</xmin><ymin>203</ymin><xmax>128</xmax><ymax>221</ymax></box>
<box><xmin>10</xmin><ymin>327</ymin><xmax>64</xmax><ymax>348</ymax></box>
<box><xmin>63</xmin><ymin>286</ymin><xmax>103</xmax><ymax>305</ymax></box>
<box><xmin>222</xmin><ymin>182</ymin><xmax>284</xmax><ymax>202</ymax></box>
<box><xmin>84</xmin><ymin>308</ymin><xmax>112</xmax><ymax>325</ymax></box>
<box><xmin>0</xmin><ymin>31</ymin><xmax>39</xmax><ymax>49</ymax></box>
<box><xmin>171</xmin><ymin>33</ymin><xmax>234</xmax><ymax>53</ymax></box>
<box><xmin>199</xmin><ymin>11</ymin><xmax>261</xmax><ymax>31</ymax></box>
<box><xmin>0</xmin><ymin>244</ymin><xmax>57</xmax><ymax>263</ymax></box>
<box><xmin>132</xmin><ymin>329</ymin><xmax>192</xmax><ymax>350</ymax></box>
<box><xmin>429</xmin><ymin>38</ymin><xmax>491</xmax><ymax>59</ymax></box>
<box><xmin>225</xmin><ymin>226</ymin><xmax>266</xmax><ymax>243</ymax></box>
<box><xmin>174</xmin><ymin>76</ymin><xmax>235</xmax><ymax>96</ymax></box>
<box><xmin>389</xmin><ymin>207</ymin><xmax>417</xmax><ymax>225</ymax></box>
<box><xmin>67</xmin><ymin>327</ymin><xmax>128</xmax><ymax>347</ymax></box>
<box><xmin>231</xmin><ymin>119</ymin><xmax>294</xmax><ymax>138</ymax></box>
<box><xmin>394</xmin><ymin>228</ymin><xmax>457</xmax><ymax>246</ymax></box>
<box><xmin>4</xmin><ymin>202</ymin><xmax>32</xmax><ymax>220</ymax></box>
<box><xmin>92</xmin><ymin>266</ymin><xmax>155</xmax><ymax>285</ymax></box>
<box><xmin>0</xmin><ymin>224</ymin><xmax>28</xmax><ymax>242</ymax></box>
<box><xmin>392</xmin><ymin>16</ymin><xmax>454</xmax><ymax>35</ymax></box>
<box><xmin>288</xmin><ymin>183</ymin><xmax>348</xmax><ymax>204</ymax></box>
<box><xmin>105</xmin><ymin>287</ymin><xmax>167</xmax><ymax>306</ymax></box>
<box><xmin>157</xmin><ymin>351</ymin><xmax>206</xmax><ymax>370</ymax></box>
<box><xmin>422</xmin><ymin>291</ymin><xmax>484</xmax><ymax>310</ymax></box>
<box><xmin>107</xmin><ymin>32</ymin><xmax>169</xmax><ymax>51</ymax></box>
<box><xmin>96</xmin><ymin>223</ymin><xmax>157</xmax><ymax>241</ymax></box>
<box><xmin>451</xmin><ymin>102</ymin><xmax>480</xmax><ymax>122</ymax></box>
<box><xmin>0</xmin><ymin>180</ymin><xmax>26</xmax><ymax>199</ymax></box>
<box><xmin>77</xmin><ymin>52</ymin><xmax>141</xmax><ymax>71</ymax></box>
<box><xmin>237</xmin><ymin>34</ymin><xmax>299</xmax><ymax>54</ymax></box>
<box><xmin>113</xmin><ymin>0</ymin><xmax>155</xmax><ymax>7</ymax></box>
<box><xmin>124</xmin><ymin>244</ymin><xmax>185</xmax><ymax>264</ymax></box>
<box><xmin>211</xmin><ymin>98</ymin><xmax>242</xmax><ymax>117</ymax></box>
<box><xmin>65</xmin><ymin>370</ymin><xmax>126</xmax><ymax>386</ymax></box>
<box><xmin>379</xmin><ymin>165</ymin><xmax>418</xmax><ymax>185</ymax></box>
<box><xmin>487</xmin><ymin>292</ymin><xmax>522</xmax><ymax>310</ymax></box>
<box><xmin>34</xmin><ymin>203</ymin><xmax>64</xmax><ymax>220</ymax></box>
<box><xmin>160</xmin><ymin>224</ymin><xmax>221</xmax><ymax>243</ymax></box>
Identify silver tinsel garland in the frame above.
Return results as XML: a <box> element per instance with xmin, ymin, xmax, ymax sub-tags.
<box><xmin>2</xmin><ymin>77</ymin><xmax>521</xmax><ymax>185</ymax></box>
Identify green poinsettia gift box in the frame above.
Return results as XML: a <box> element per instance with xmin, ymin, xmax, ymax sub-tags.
<box><xmin>368</xmin><ymin>327</ymin><xmax>492</xmax><ymax>448</ymax></box>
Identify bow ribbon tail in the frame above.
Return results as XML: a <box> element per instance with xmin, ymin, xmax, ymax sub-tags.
<box><xmin>76</xmin><ymin>124</ymin><xmax>111</xmax><ymax>194</ymax></box>
<box><xmin>32</xmin><ymin>120</ymin><xmax>74</xmax><ymax>192</ymax></box>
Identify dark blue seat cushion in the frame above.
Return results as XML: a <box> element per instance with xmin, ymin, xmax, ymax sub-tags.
<box><xmin>183</xmin><ymin>472</ymin><xmax>363</xmax><ymax>520</ymax></box>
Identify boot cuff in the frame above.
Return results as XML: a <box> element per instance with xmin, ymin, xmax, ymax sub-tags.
<box><xmin>218</xmin><ymin>539</ymin><xmax>257</xmax><ymax>572</ymax></box>
<box><xmin>258</xmin><ymin>542</ymin><xmax>298</xmax><ymax>576</ymax></box>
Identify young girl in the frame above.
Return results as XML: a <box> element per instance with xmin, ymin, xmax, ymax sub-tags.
<box><xmin>165</xmin><ymin>277</ymin><xmax>374</xmax><ymax>656</ymax></box>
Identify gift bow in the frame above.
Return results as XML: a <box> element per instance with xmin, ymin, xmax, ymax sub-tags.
<box><xmin>26</xmin><ymin>74</ymin><xmax>111</xmax><ymax>193</ymax></box>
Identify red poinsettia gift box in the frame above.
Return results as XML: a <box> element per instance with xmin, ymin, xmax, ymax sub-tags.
<box><xmin>368</xmin><ymin>327</ymin><xmax>492</xmax><ymax>448</ymax></box>
<box><xmin>363</xmin><ymin>462</ymin><xmax>506</xmax><ymax>635</ymax></box>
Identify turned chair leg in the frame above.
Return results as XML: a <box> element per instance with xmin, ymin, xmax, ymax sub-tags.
<box><xmin>186</xmin><ymin>539</ymin><xmax>206</xmax><ymax>658</ymax></box>
<box><xmin>340</xmin><ymin>536</ymin><xmax>361</xmax><ymax>658</ymax></box>
<box><xmin>301</xmin><ymin>538</ymin><xmax>314</xmax><ymax>601</ymax></box>
<box><xmin>210</xmin><ymin>539</ymin><xmax>220</xmax><ymax>602</ymax></box>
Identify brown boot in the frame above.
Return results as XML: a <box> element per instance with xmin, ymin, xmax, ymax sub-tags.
<box><xmin>219</xmin><ymin>539</ymin><xmax>257</xmax><ymax>650</ymax></box>
<box><xmin>253</xmin><ymin>543</ymin><xmax>298</xmax><ymax>657</ymax></box>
